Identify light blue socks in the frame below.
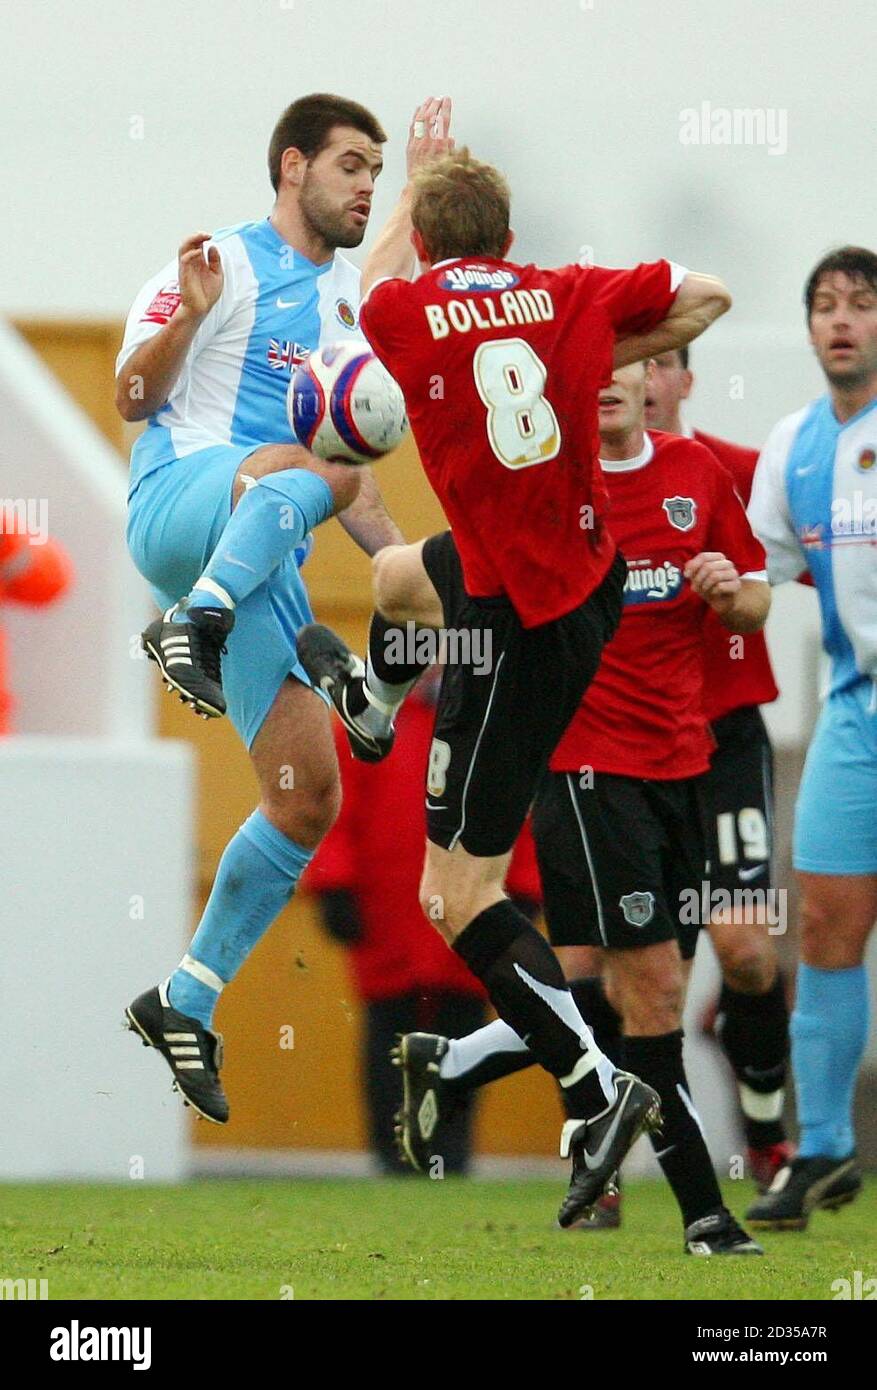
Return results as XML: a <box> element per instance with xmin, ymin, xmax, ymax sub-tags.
<box><xmin>168</xmin><ymin>809</ymin><xmax>313</xmax><ymax>1027</ymax></box>
<box><xmin>791</xmin><ymin>963</ymin><xmax>869</xmax><ymax>1159</ymax></box>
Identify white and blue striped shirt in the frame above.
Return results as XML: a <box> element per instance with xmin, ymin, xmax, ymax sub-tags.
<box><xmin>749</xmin><ymin>395</ymin><xmax>877</xmax><ymax>695</ymax></box>
<box><xmin>117</xmin><ymin>218</ymin><xmax>365</xmax><ymax>495</ymax></box>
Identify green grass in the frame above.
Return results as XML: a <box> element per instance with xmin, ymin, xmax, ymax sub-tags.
<box><xmin>0</xmin><ymin>1177</ymin><xmax>873</xmax><ymax>1301</ymax></box>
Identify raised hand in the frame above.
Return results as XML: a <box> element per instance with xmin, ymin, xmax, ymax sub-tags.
<box><xmin>406</xmin><ymin>96</ymin><xmax>454</xmax><ymax>178</ymax></box>
<box><xmin>178</xmin><ymin>232</ymin><xmax>223</xmax><ymax>318</ymax></box>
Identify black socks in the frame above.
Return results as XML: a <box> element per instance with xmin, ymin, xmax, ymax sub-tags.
<box><xmin>453</xmin><ymin>902</ymin><xmax>612</xmax><ymax>1116</ymax></box>
<box><xmin>716</xmin><ymin>975</ymin><xmax>788</xmax><ymax>1148</ymax></box>
<box><xmin>623</xmin><ymin>1031</ymin><xmax>724</xmax><ymax>1227</ymax></box>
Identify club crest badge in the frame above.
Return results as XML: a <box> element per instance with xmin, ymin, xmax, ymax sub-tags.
<box><xmin>336</xmin><ymin>298</ymin><xmax>357</xmax><ymax>329</ymax></box>
<box><xmin>619</xmin><ymin>891</ymin><xmax>656</xmax><ymax>927</ymax></box>
<box><xmin>663</xmin><ymin>496</ymin><xmax>697</xmax><ymax>531</ymax></box>
<box><xmin>856</xmin><ymin>447</ymin><xmax>876</xmax><ymax>473</ymax></box>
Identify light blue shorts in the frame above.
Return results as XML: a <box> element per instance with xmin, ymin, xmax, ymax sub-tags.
<box><xmin>127</xmin><ymin>444</ymin><xmax>329</xmax><ymax>748</ymax></box>
<box><xmin>793</xmin><ymin>679</ymin><xmax>877</xmax><ymax>875</ymax></box>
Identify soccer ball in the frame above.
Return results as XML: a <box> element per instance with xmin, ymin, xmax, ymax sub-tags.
<box><xmin>288</xmin><ymin>342</ymin><xmax>408</xmax><ymax>465</ymax></box>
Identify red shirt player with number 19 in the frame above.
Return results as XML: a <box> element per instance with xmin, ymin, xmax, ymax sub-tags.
<box><xmin>299</xmin><ymin>130</ymin><xmax>733</xmax><ymax>1227</ymax></box>
<box><xmin>531</xmin><ymin>357</ymin><xmax>771</xmax><ymax>1252</ymax></box>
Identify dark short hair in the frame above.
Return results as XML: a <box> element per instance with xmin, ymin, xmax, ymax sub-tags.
<box><xmin>804</xmin><ymin>246</ymin><xmax>877</xmax><ymax>322</ymax></box>
<box><xmin>268</xmin><ymin>93</ymin><xmax>387</xmax><ymax>192</ymax></box>
<box><xmin>679</xmin><ymin>346</ymin><xmax>689</xmax><ymax>370</ymax></box>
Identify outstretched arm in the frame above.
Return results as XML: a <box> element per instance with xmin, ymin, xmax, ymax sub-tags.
<box><xmin>613</xmin><ymin>272</ymin><xmax>732</xmax><ymax>368</ymax></box>
<box><xmin>361</xmin><ymin>97</ymin><xmax>454</xmax><ymax>298</ymax></box>
<box><xmin>116</xmin><ymin>233</ymin><xmax>224</xmax><ymax>421</ymax></box>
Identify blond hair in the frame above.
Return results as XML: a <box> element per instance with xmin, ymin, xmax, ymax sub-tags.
<box><xmin>411</xmin><ymin>147</ymin><xmax>510</xmax><ymax>264</ymax></box>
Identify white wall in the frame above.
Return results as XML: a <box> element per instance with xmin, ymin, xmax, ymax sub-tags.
<box><xmin>0</xmin><ymin>739</ymin><xmax>192</xmax><ymax>1181</ymax></box>
<box><xmin>2</xmin><ymin>0</ymin><xmax>873</xmax><ymax>431</ymax></box>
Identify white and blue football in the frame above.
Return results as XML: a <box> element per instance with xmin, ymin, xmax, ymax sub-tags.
<box><xmin>288</xmin><ymin>342</ymin><xmax>408</xmax><ymax>465</ymax></box>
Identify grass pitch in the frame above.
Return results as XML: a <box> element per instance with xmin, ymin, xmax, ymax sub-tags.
<box><xmin>1</xmin><ymin>1176</ymin><xmax>873</xmax><ymax>1301</ymax></box>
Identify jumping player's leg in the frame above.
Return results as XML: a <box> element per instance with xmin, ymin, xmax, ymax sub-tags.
<box><xmin>297</xmin><ymin>532</ymin><xmax>456</xmax><ymax>761</ymax></box>
<box><xmin>190</xmin><ymin>444</ymin><xmax>359</xmax><ymax>612</ymax></box>
<box><xmin>703</xmin><ymin>708</ymin><xmax>790</xmax><ymax>1182</ymax></box>
<box><xmin>127</xmin><ymin>452</ymin><xmax>347</xmax><ymax>1119</ymax></box>
<box><xmin>142</xmin><ymin>445</ymin><xmax>360</xmax><ymax>717</ymax></box>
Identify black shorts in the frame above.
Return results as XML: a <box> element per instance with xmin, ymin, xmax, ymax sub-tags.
<box><xmin>532</xmin><ymin>770</ymin><xmax>710</xmax><ymax>960</ymax></box>
<box><xmin>420</xmin><ymin>531</ymin><xmax>626</xmax><ymax>858</ymax></box>
<box><xmin>705</xmin><ymin>705</ymin><xmax>774</xmax><ymax>895</ymax></box>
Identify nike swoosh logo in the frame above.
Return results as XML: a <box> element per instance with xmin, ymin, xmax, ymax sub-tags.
<box><xmin>276</xmin><ymin>298</ymin><xmax>300</xmax><ymax>309</ymax></box>
<box><xmin>738</xmin><ymin>864</ymin><xmax>767</xmax><ymax>882</ymax></box>
<box><xmin>795</xmin><ymin>465</ymin><xmax>816</xmax><ymax>476</ymax></box>
<box><xmin>581</xmin><ymin>1081</ymin><xmax>632</xmax><ymax>1171</ymax></box>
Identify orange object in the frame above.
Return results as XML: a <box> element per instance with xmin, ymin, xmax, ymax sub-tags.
<box><xmin>0</xmin><ymin>515</ymin><xmax>73</xmax><ymax>732</ymax></box>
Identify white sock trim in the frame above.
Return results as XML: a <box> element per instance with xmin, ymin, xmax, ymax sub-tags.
<box><xmin>364</xmin><ymin>652</ymin><xmax>415</xmax><ymax>714</ymax></box>
<box><xmin>559</xmin><ymin>1049</ymin><xmax>599</xmax><ymax>1089</ymax></box>
<box><xmin>192</xmin><ymin>577</ymin><xmax>235</xmax><ymax>610</ymax></box>
<box><xmin>739</xmin><ymin>1082</ymin><xmax>785</xmax><ymax>1122</ymax></box>
<box><xmin>179</xmin><ymin>953</ymin><xmax>225</xmax><ymax>994</ymax></box>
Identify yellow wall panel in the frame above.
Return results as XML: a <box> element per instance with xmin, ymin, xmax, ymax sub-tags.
<box><xmin>19</xmin><ymin>318</ymin><xmax>557</xmax><ymax>1159</ymax></box>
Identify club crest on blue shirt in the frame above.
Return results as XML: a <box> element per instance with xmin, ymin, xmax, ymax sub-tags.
<box><xmin>662</xmin><ymin>495</ymin><xmax>697</xmax><ymax>531</ymax></box>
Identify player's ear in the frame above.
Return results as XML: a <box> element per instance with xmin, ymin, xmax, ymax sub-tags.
<box><xmin>280</xmin><ymin>146</ymin><xmax>306</xmax><ymax>189</ymax></box>
<box><xmin>411</xmin><ymin>227</ymin><xmax>430</xmax><ymax>267</ymax></box>
<box><xmin>681</xmin><ymin>369</ymin><xmax>694</xmax><ymax>401</ymax></box>
<box><xmin>502</xmin><ymin>229</ymin><xmax>515</xmax><ymax>258</ymax></box>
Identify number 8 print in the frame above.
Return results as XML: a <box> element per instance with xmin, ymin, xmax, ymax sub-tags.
<box><xmin>473</xmin><ymin>338</ymin><xmax>562</xmax><ymax>469</ymax></box>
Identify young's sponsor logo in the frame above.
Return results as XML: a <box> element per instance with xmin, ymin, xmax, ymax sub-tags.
<box><xmin>623</xmin><ymin>558</ymin><xmax>684</xmax><ymax>604</ymax></box>
<box><xmin>437</xmin><ymin>264</ymin><xmax>520</xmax><ymax>293</ymax></box>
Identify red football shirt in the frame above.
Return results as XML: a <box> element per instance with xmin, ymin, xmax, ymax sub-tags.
<box><xmin>361</xmin><ymin>256</ymin><xmax>683</xmax><ymax>627</ymax></box>
<box><xmin>550</xmin><ymin>431</ymin><xmax>768</xmax><ymax>779</ymax></box>
<box><xmin>692</xmin><ymin>429</ymin><xmax>779</xmax><ymax>721</ymax></box>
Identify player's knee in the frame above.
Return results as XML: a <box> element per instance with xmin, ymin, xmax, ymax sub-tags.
<box><xmin>716</xmin><ymin>932</ymin><xmax>776</xmax><ymax>994</ymax></box>
<box><xmin>616</xmin><ymin>960</ymin><xmax>684</xmax><ymax>1033</ymax></box>
<box><xmin>372</xmin><ymin>546</ymin><xmax>409</xmax><ymax>622</ymax></box>
<box><xmin>318</xmin><ymin>462</ymin><xmax>361</xmax><ymax>514</ymax></box>
<box><xmin>261</xmin><ymin>776</ymin><xmax>341</xmax><ymax>852</ymax></box>
<box><xmin>418</xmin><ymin>877</ymin><xmax>456</xmax><ymax>943</ymax></box>
<box><xmin>798</xmin><ymin>892</ymin><xmax>836</xmax><ymax>963</ymax></box>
